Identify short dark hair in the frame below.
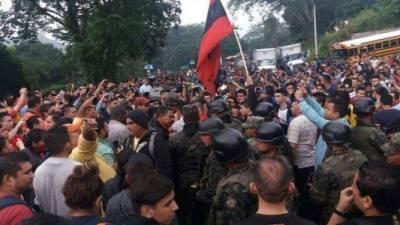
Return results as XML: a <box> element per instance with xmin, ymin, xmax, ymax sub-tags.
<box><xmin>285</xmin><ymin>82</ymin><xmax>295</xmax><ymax>89</ymax></box>
<box><xmin>356</xmin><ymin>161</ymin><xmax>400</xmax><ymax>214</ymax></box>
<box><xmin>182</xmin><ymin>105</ymin><xmax>199</xmax><ymax>124</ymax></box>
<box><xmin>253</xmin><ymin>157</ymin><xmax>292</xmax><ymax>203</ymax></box>
<box><xmin>275</xmin><ymin>88</ymin><xmax>287</xmax><ymax>96</ymax></box>
<box><xmin>236</xmin><ymin>89</ymin><xmax>247</xmax><ymax>96</ymax></box>
<box><xmin>130</xmin><ymin>171</ymin><xmax>174</xmax><ymax>212</ymax></box>
<box><xmin>313</xmin><ymin>92</ymin><xmax>327</xmax><ymax>106</ymax></box>
<box><xmin>50</xmin><ymin>113</ymin><xmax>63</xmax><ymax>127</ymax></box>
<box><xmin>24</xmin><ymin>129</ymin><xmax>44</xmax><ymax>150</ymax></box>
<box><xmin>111</xmin><ymin>106</ymin><xmax>126</xmax><ymax>122</ymax></box>
<box><xmin>26</xmin><ymin>116</ymin><xmax>41</xmax><ymax>130</ymax></box>
<box><xmin>155</xmin><ymin>106</ymin><xmax>172</xmax><ymax>118</ymax></box>
<box><xmin>28</xmin><ymin>96</ymin><xmax>41</xmax><ymax>108</ymax></box>
<box><xmin>334</xmin><ymin>91</ymin><xmax>350</xmax><ymax>106</ymax></box>
<box><xmin>371</xmin><ymin>75</ymin><xmax>380</xmax><ymax>80</ymax></box>
<box><xmin>0</xmin><ymin>152</ymin><xmax>31</xmax><ymax>186</ymax></box>
<box><xmin>380</xmin><ymin>94</ymin><xmax>393</xmax><ymax>106</ymax></box>
<box><xmin>63</xmin><ymin>165</ymin><xmax>103</xmax><ymax>210</ymax></box>
<box><xmin>328</xmin><ymin>98</ymin><xmax>348</xmax><ymax>118</ymax></box>
<box><xmin>20</xmin><ymin>213</ymin><xmax>76</xmax><ymax>225</ymax></box>
<box><xmin>44</xmin><ymin>126</ymin><xmax>70</xmax><ymax>156</ymax></box>
<box><xmin>321</xmin><ymin>74</ymin><xmax>331</xmax><ymax>83</ymax></box>
<box><xmin>355</xmin><ymin>86</ymin><xmax>365</xmax><ymax>93</ymax></box>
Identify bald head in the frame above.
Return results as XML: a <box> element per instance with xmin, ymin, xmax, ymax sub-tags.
<box><xmin>253</xmin><ymin>157</ymin><xmax>292</xmax><ymax>203</ymax></box>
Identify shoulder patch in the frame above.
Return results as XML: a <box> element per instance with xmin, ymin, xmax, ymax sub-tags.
<box><xmin>225</xmin><ymin>197</ymin><xmax>237</xmax><ymax>208</ymax></box>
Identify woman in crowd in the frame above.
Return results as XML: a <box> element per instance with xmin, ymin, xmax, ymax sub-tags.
<box><xmin>63</xmin><ymin>164</ymin><xmax>110</xmax><ymax>225</ymax></box>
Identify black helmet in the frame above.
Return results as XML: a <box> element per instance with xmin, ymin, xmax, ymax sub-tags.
<box><xmin>208</xmin><ymin>99</ymin><xmax>228</xmax><ymax>114</ymax></box>
<box><xmin>354</xmin><ymin>97</ymin><xmax>375</xmax><ymax>114</ymax></box>
<box><xmin>322</xmin><ymin>122</ymin><xmax>351</xmax><ymax>144</ymax></box>
<box><xmin>212</xmin><ymin>128</ymin><xmax>249</xmax><ymax>163</ymax></box>
<box><xmin>256</xmin><ymin>122</ymin><xmax>285</xmax><ymax>145</ymax></box>
<box><xmin>198</xmin><ymin>117</ymin><xmax>225</xmax><ymax>135</ymax></box>
<box><xmin>254</xmin><ymin>102</ymin><xmax>274</xmax><ymax>118</ymax></box>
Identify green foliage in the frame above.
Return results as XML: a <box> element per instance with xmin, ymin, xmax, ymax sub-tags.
<box><xmin>1</xmin><ymin>0</ymin><xmax>181</xmax><ymax>82</ymax></box>
<box><xmin>10</xmin><ymin>41</ymin><xmax>66</xmax><ymax>88</ymax></box>
<box><xmin>151</xmin><ymin>24</ymin><xmax>203</xmax><ymax>71</ymax></box>
<box><xmin>0</xmin><ymin>45</ymin><xmax>26</xmax><ymax>97</ymax></box>
<box><xmin>243</xmin><ymin>16</ymin><xmax>293</xmax><ymax>51</ymax></box>
<box><xmin>318</xmin><ymin>0</ymin><xmax>400</xmax><ymax>57</ymax></box>
<box><xmin>228</xmin><ymin>0</ymin><xmax>376</xmax><ymax>42</ymax></box>
<box><xmin>150</xmin><ymin>24</ymin><xmax>242</xmax><ymax>71</ymax></box>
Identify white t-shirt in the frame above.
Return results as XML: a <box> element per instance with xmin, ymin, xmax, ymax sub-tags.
<box><xmin>33</xmin><ymin>157</ymin><xmax>81</xmax><ymax>216</ymax></box>
<box><xmin>277</xmin><ymin>108</ymin><xmax>288</xmax><ymax>125</ymax></box>
<box><xmin>287</xmin><ymin>115</ymin><xmax>318</xmax><ymax>168</ymax></box>
<box><xmin>139</xmin><ymin>84</ymin><xmax>152</xmax><ymax>94</ymax></box>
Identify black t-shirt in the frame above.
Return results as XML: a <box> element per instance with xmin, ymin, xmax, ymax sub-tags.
<box><xmin>339</xmin><ymin>215</ymin><xmax>395</xmax><ymax>225</ymax></box>
<box><xmin>235</xmin><ymin>213</ymin><xmax>316</xmax><ymax>225</ymax></box>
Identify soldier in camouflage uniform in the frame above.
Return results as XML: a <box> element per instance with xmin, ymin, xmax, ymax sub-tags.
<box><xmin>254</xmin><ymin>102</ymin><xmax>275</xmax><ymax>122</ymax></box>
<box><xmin>255</xmin><ymin>122</ymin><xmax>294</xmax><ymax>166</ymax></box>
<box><xmin>207</xmin><ymin>99</ymin><xmax>242</xmax><ymax>132</ymax></box>
<box><xmin>381</xmin><ymin>132</ymin><xmax>400</xmax><ymax>168</ymax></box>
<box><xmin>209</xmin><ymin>128</ymin><xmax>256</xmax><ymax>225</ymax></box>
<box><xmin>351</xmin><ymin>97</ymin><xmax>388</xmax><ymax>161</ymax></box>
<box><xmin>196</xmin><ymin>117</ymin><xmax>228</xmax><ymax>225</ymax></box>
<box><xmin>169</xmin><ymin>105</ymin><xmax>207</xmax><ymax>225</ymax></box>
<box><xmin>309</xmin><ymin>122</ymin><xmax>368</xmax><ymax>224</ymax></box>
<box><xmin>242</xmin><ymin>116</ymin><xmax>264</xmax><ymax>147</ymax></box>
<box><xmin>255</xmin><ymin>122</ymin><xmax>297</xmax><ymax>212</ymax></box>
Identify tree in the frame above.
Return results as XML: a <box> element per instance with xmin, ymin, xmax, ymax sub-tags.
<box><xmin>228</xmin><ymin>0</ymin><xmax>376</xmax><ymax>42</ymax></box>
<box><xmin>150</xmin><ymin>24</ymin><xmax>245</xmax><ymax>71</ymax></box>
<box><xmin>0</xmin><ymin>45</ymin><xmax>26</xmax><ymax>98</ymax></box>
<box><xmin>10</xmin><ymin>41</ymin><xmax>68</xmax><ymax>89</ymax></box>
<box><xmin>1</xmin><ymin>0</ymin><xmax>181</xmax><ymax>81</ymax></box>
<box><xmin>318</xmin><ymin>0</ymin><xmax>400</xmax><ymax>57</ymax></box>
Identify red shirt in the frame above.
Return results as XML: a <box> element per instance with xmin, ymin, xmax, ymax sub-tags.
<box><xmin>0</xmin><ymin>192</ymin><xmax>34</xmax><ymax>225</ymax></box>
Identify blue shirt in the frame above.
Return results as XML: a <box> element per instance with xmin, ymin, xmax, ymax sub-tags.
<box><xmin>299</xmin><ymin>96</ymin><xmax>349</xmax><ymax>166</ymax></box>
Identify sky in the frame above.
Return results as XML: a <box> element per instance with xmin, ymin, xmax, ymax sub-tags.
<box><xmin>0</xmin><ymin>0</ymin><xmax>259</xmax><ymax>35</ymax></box>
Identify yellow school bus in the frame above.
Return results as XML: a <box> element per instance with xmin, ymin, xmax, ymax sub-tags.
<box><xmin>331</xmin><ymin>29</ymin><xmax>400</xmax><ymax>62</ymax></box>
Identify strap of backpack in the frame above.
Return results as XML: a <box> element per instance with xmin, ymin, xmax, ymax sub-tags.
<box><xmin>149</xmin><ymin>132</ymin><xmax>158</xmax><ymax>171</ymax></box>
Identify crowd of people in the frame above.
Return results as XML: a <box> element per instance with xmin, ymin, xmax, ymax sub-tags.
<box><xmin>0</xmin><ymin>53</ymin><xmax>400</xmax><ymax>225</ymax></box>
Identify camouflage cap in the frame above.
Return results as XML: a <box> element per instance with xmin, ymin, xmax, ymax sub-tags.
<box><xmin>381</xmin><ymin>132</ymin><xmax>400</xmax><ymax>155</ymax></box>
<box><xmin>242</xmin><ymin>116</ymin><xmax>264</xmax><ymax>129</ymax></box>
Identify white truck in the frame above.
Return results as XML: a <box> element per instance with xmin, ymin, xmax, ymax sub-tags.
<box><xmin>253</xmin><ymin>43</ymin><xmax>305</xmax><ymax>71</ymax></box>
<box><xmin>279</xmin><ymin>43</ymin><xmax>305</xmax><ymax>67</ymax></box>
<box><xmin>253</xmin><ymin>48</ymin><xmax>278</xmax><ymax>71</ymax></box>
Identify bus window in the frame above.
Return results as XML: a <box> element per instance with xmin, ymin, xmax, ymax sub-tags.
<box><xmin>367</xmin><ymin>44</ymin><xmax>374</xmax><ymax>51</ymax></box>
<box><xmin>383</xmin><ymin>41</ymin><xmax>389</xmax><ymax>48</ymax></box>
<box><xmin>390</xmin><ymin>39</ymin><xmax>397</xmax><ymax>46</ymax></box>
<box><xmin>375</xmin><ymin>43</ymin><xmax>382</xmax><ymax>49</ymax></box>
<box><xmin>359</xmin><ymin>48</ymin><xmax>366</xmax><ymax>54</ymax></box>
<box><xmin>334</xmin><ymin>49</ymin><xmax>348</xmax><ymax>58</ymax></box>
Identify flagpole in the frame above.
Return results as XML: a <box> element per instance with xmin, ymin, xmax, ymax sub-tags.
<box><xmin>220</xmin><ymin>0</ymin><xmax>251</xmax><ymax>79</ymax></box>
<box><xmin>233</xmin><ymin>30</ymin><xmax>250</xmax><ymax>78</ymax></box>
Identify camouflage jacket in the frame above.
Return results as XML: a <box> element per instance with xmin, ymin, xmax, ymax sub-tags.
<box><xmin>169</xmin><ymin>128</ymin><xmax>208</xmax><ymax>190</ymax></box>
<box><xmin>209</xmin><ymin>161</ymin><xmax>257</xmax><ymax>225</ymax></box>
<box><xmin>309</xmin><ymin>149</ymin><xmax>368</xmax><ymax>223</ymax></box>
<box><xmin>351</xmin><ymin>123</ymin><xmax>387</xmax><ymax>161</ymax></box>
<box><xmin>200</xmin><ymin>151</ymin><xmax>228</xmax><ymax>191</ymax></box>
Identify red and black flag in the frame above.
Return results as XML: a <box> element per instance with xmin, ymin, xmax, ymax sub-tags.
<box><xmin>196</xmin><ymin>0</ymin><xmax>234</xmax><ymax>95</ymax></box>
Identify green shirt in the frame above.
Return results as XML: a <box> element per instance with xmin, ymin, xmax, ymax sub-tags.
<box><xmin>97</xmin><ymin>139</ymin><xmax>115</xmax><ymax>166</ymax></box>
